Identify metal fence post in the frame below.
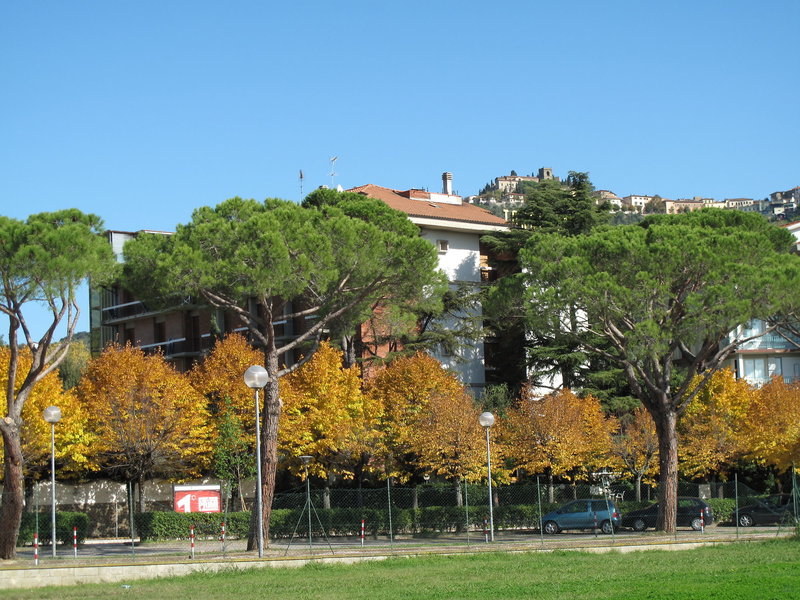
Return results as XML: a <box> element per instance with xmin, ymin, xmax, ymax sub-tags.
<box><xmin>734</xmin><ymin>472</ymin><xmax>739</xmax><ymax>539</ymax></box>
<box><xmin>387</xmin><ymin>477</ymin><xmax>394</xmax><ymax>547</ymax></box>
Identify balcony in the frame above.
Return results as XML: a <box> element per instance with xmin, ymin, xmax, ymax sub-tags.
<box><xmin>101</xmin><ymin>301</ymin><xmax>150</xmax><ymax>322</ymax></box>
<box><xmin>140</xmin><ymin>334</ymin><xmax>214</xmax><ymax>358</ymax></box>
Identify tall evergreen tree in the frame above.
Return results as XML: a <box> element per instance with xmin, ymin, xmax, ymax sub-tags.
<box><xmin>0</xmin><ymin>210</ymin><xmax>114</xmax><ymax>559</ymax></box>
<box><xmin>121</xmin><ymin>194</ymin><xmax>441</xmax><ymax>549</ymax></box>
<box><xmin>516</xmin><ymin>209</ymin><xmax>800</xmax><ymax>531</ymax></box>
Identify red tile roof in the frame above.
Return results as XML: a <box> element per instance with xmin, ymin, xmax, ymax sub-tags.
<box><xmin>348</xmin><ymin>184</ymin><xmax>508</xmax><ymax>227</ymax></box>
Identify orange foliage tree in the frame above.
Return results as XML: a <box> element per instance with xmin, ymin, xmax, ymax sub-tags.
<box><xmin>189</xmin><ymin>333</ymin><xmax>264</xmax><ymax>510</ymax></box>
<box><xmin>740</xmin><ymin>376</ymin><xmax>800</xmax><ymax>472</ymax></box>
<box><xmin>279</xmin><ymin>342</ymin><xmax>378</xmax><ymax>502</ymax></box>
<box><xmin>678</xmin><ymin>368</ymin><xmax>754</xmax><ymax>481</ymax></box>
<box><xmin>502</xmin><ymin>387</ymin><xmax>618</xmax><ymax>497</ymax></box>
<box><xmin>407</xmin><ymin>387</ymin><xmax>495</xmax><ymax>504</ymax></box>
<box><xmin>365</xmin><ymin>353</ymin><xmax>467</xmax><ymax>483</ymax></box>
<box><xmin>78</xmin><ymin>344</ymin><xmax>212</xmax><ymax>511</ymax></box>
<box><xmin>189</xmin><ymin>333</ymin><xmax>264</xmax><ymax>429</ymax></box>
<box><xmin>0</xmin><ymin>347</ymin><xmax>93</xmax><ymax>483</ymax></box>
<box><xmin>611</xmin><ymin>406</ymin><xmax>658</xmax><ymax>501</ymax></box>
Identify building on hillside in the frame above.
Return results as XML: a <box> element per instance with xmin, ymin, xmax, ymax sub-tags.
<box><xmin>664</xmin><ymin>198</ymin><xmax>705</xmax><ymax>213</ymax></box>
<box><xmin>595</xmin><ymin>190</ymin><xmax>623</xmax><ymax>210</ymax></box>
<box><xmin>770</xmin><ymin>186</ymin><xmax>800</xmax><ymax>205</ymax></box>
<box><xmin>723</xmin><ymin>198</ymin><xmax>759</xmax><ymax>211</ymax></box>
<box><xmin>348</xmin><ymin>173</ymin><xmax>510</xmax><ymax>392</ymax></box>
<box><xmin>490</xmin><ymin>168</ymin><xmax>559</xmax><ymax>194</ymax></box>
<box><xmin>621</xmin><ymin>195</ymin><xmax>653</xmax><ymax>211</ymax></box>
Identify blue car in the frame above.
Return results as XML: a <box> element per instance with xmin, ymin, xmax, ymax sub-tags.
<box><xmin>541</xmin><ymin>499</ymin><xmax>621</xmax><ymax>534</ymax></box>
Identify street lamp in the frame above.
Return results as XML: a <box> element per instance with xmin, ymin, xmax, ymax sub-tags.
<box><xmin>43</xmin><ymin>405</ymin><xmax>61</xmax><ymax>558</ymax></box>
<box><xmin>478</xmin><ymin>411</ymin><xmax>495</xmax><ymax>542</ymax></box>
<box><xmin>244</xmin><ymin>365</ymin><xmax>269</xmax><ymax>558</ymax></box>
<box><xmin>300</xmin><ymin>455</ymin><xmax>313</xmax><ymax>553</ymax></box>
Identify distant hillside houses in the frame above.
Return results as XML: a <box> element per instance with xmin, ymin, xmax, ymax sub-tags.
<box><xmin>470</xmin><ymin>166</ymin><xmax>797</xmax><ymax>222</ymax></box>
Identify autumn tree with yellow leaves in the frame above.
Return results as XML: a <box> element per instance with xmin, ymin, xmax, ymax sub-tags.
<box><xmin>279</xmin><ymin>342</ymin><xmax>379</xmax><ymax>505</ymax></box>
<box><xmin>611</xmin><ymin>406</ymin><xmax>658</xmax><ymax>501</ymax></box>
<box><xmin>502</xmin><ymin>387</ymin><xmax>617</xmax><ymax>499</ymax></box>
<box><xmin>365</xmin><ymin>353</ymin><xmax>468</xmax><ymax>483</ymax></box>
<box><xmin>78</xmin><ymin>344</ymin><xmax>212</xmax><ymax>512</ymax></box>
<box><xmin>407</xmin><ymin>387</ymin><xmax>493</xmax><ymax>505</ymax></box>
<box><xmin>678</xmin><ymin>368</ymin><xmax>754</xmax><ymax>481</ymax></box>
<box><xmin>189</xmin><ymin>333</ymin><xmax>264</xmax><ymax>510</ymax></box>
<box><xmin>189</xmin><ymin>333</ymin><xmax>263</xmax><ymax>428</ymax></box>
<box><xmin>0</xmin><ymin>347</ymin><xmax>93</xmax><ymax>484</ymax></box>
<box><xmin>740</xmin><ymin>376</ymin><xmax>800</xmax><ymax>473</ymax></box>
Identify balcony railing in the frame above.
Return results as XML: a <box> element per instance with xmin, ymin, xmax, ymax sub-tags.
<box><xmin>140</xmin><ymin>334</ymin><xmax>214</xmax><ymax>357</ymax></box>
<box><xmin>101</xmin><ymin>301</ymin><xmax>149</xmax><ymax>321</ymax></box>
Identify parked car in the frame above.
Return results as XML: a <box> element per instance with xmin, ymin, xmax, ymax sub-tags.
<box><xmin>621</xmin><ymin>497</ymin><xmax>713</xmax><ymax>531</ymax></box>
<box><xmin>541</xmin><ymin>499</ymin><xmax>621</xmax><ymax>534</ymax></box>
<box><xmin>735</xmin><ymin>494</ymin><xmax>797</xmax><ymax>527</ymax></box>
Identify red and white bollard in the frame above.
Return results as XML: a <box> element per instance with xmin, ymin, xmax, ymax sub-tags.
<box><xmin>220</xmin><ymin>522</ymin><xmax>226</xmax><ymax>543</ymax></box>
<box><xmin>73</xmin><ymin>526</ymin><xmax>77</xmax><ymax>558</ymax></box>
<box><xmin>360</xmin><ymin>519</ymin><xmax>365</xmax><ymax>547</ymax></box>
<box><xmin>700</xmin><ymin>510</ymin><xmax>705</xmax><ymax>533</ymax></box>
<box><xmin>190</xmin><ymin>525</ymin><xmax>195</xmax><ymax>559</ymax></box>
<box><xmin>33</xmin><ymin>533</ymin><xmax>39</xmax><ymax>566</ymax></box>
<box><xmin>483</xmin><ymin>518</ymin><xmax>489</xmax><ymax>543</ymax></box>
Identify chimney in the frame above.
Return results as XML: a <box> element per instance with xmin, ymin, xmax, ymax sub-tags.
<box><xmin>442</xmin><ymin>172</ymin><xmax>453</xmax><ymax>195</ymax></box>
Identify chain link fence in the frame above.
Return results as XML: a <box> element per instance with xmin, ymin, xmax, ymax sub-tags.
<box><xmin>14</xmin><ymin>471</ymin><xmax>800</xmax><ymax>563</ymax></box>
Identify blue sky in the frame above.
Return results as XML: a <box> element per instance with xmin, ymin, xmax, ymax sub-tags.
<box><xmin>2</xmin><ymin>1</ymin><xmax>798</xmax><ymax>338</ymax></box>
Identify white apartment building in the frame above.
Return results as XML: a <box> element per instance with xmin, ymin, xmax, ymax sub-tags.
<box><xmin>349</xmin><ymin>173</ymin><xmax>509</xmax><ymax>392</ymax></box>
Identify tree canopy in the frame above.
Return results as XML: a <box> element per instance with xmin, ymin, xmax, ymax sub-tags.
<box><xmin>77</xmin><ymin>344</ymin><xmax>212</xmax><ymax>511</ymax></box>
<box><xmin>121</xmin><ymin>194</ymin><xmax>442</xmax><ymax>547</ymax></box>
<box><xmin>278</xmin><ymin>341</ymin><xmax>378</xmax><ymax>485</ymax></box>
<box><xmin>0</xmin><ymin>209</ymin><xmax>115</xmax><ymax>559</ymax></box>
<box><xmin>517</xmin><ymin>208</ymin><xmax>800</xmax><ymax>531</ymax></box>
<box><xmin>501</xmin><ymin>387</ymin><xmax>617</xmax><ymax>483</ymax></box>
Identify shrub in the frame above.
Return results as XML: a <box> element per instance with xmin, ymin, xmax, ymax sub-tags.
<box><xmin>706</xmin><ymin>498</ymin><xmax>737</xmax><ymax>524</ymax></box>
<box><xmin>18</xmin><ymin>511</ymin><xmax>89</xmax><ymax>547</ymax></box>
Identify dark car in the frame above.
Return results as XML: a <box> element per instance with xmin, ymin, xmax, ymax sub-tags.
<box><xmin>621</xmin><ymin>497</ymin><xmax>713</xmax><ymax>531</ymax></box>
<box><xmin>736</xmin><ymin>494</ymin><xmax>797</xmax><ymax>527</ymax></box>
<box><xmin>541</xmin><ymin>499</ymin><xmax>621</xmax><ymax>534</ymax></box>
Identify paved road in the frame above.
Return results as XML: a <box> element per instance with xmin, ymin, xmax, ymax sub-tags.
<box><xmin>6</xmin><ymin>524</ymin><xmax>793</xmax><ymax>567</ymax></box>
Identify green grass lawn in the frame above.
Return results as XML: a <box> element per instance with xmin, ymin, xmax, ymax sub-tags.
<box><xmin>4</xmin><ymin>539</ymin><xmax>799</xmax><ymax>600</ymax></box>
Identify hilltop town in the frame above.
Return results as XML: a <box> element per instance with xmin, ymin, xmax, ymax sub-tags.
<box><xmin>468</xmin><ymin>167</ymin><xmax>799</xmax><ymax>223</ymax></box>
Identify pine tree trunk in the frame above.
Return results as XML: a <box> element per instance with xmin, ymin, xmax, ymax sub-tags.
<box><xmin>653</xmin><ymin>406</ymin><xmax>678</xmax><ymax>533</ymax></box>
<box><xmin>0</xmin><ymin>425</ymin><xmax>24</xmax><ymax>559</ymax></box>
<box><xmin>247</xmin><ymin>361</ymin><xmax>281</xmax><ymax>551</ymax></box>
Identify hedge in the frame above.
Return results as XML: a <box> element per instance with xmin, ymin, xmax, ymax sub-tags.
<box><xmin>17</xmin><ymin>497</ymin><xmax>742</xmax><ymax>545</ymax></box>
<box><xmin>17</xmin><ymin>512</ymin><xmax>89</xmax><ymax>547</ymax></box>
<box><xmin>132</xmin><ymin>503</ymin><xmax>572</xmax><ymax>541</ymax></box>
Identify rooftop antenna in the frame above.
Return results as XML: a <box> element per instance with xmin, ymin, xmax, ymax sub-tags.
<box><xmin>299</xmin><ymin>169</ymin><xmax>304</xmax><ymax>201</ymax></box>
<box><xmin>329</xmin><ymin>156</ymin><xmax>338</xmax><ymax>188</ymax></box>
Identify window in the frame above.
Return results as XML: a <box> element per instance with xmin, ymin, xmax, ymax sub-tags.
<box><xmin>154</xmin><ymin>320</ymin><xmax>166</xmax><ymax>343</ymax></box>
<box><xmin>742</xmin><ymin>357</ymin><xmax>782</xmax><ymax>383</ymax></box>
<box><xmin>436</xmin><ymin>239</ymin><xmax>449</xmax><ymax>253</ymax></box>
<box><xmin>563</xmin><ymin>501</ymin><xmax>587</xmax><ymax>514</ymax></box>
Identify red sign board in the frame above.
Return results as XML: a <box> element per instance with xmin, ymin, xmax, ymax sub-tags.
<box><xmin>173</xmin><ymin>485</ymin><xmax>221</xmax><ymax>513</ymax></box>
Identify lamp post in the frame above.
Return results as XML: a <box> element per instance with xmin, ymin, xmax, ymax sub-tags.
<box><xmin>478</xmin><ymin>411</ymin><xmax>495</xmax><ymax>542</ymax></box>
<box><xmin>43</xmin><ymin>405</ymin><xmax>62</xmax><ymax>558</ymax></box>
<box><xmin>300</xmin><ymin>455</ymin><xmax>313</xmax><ymax>553</ymax></box>
<box><xmin>244</xmin><ymin>365</ymin><xmax>269</xmax><ymax>558</ymax></box>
